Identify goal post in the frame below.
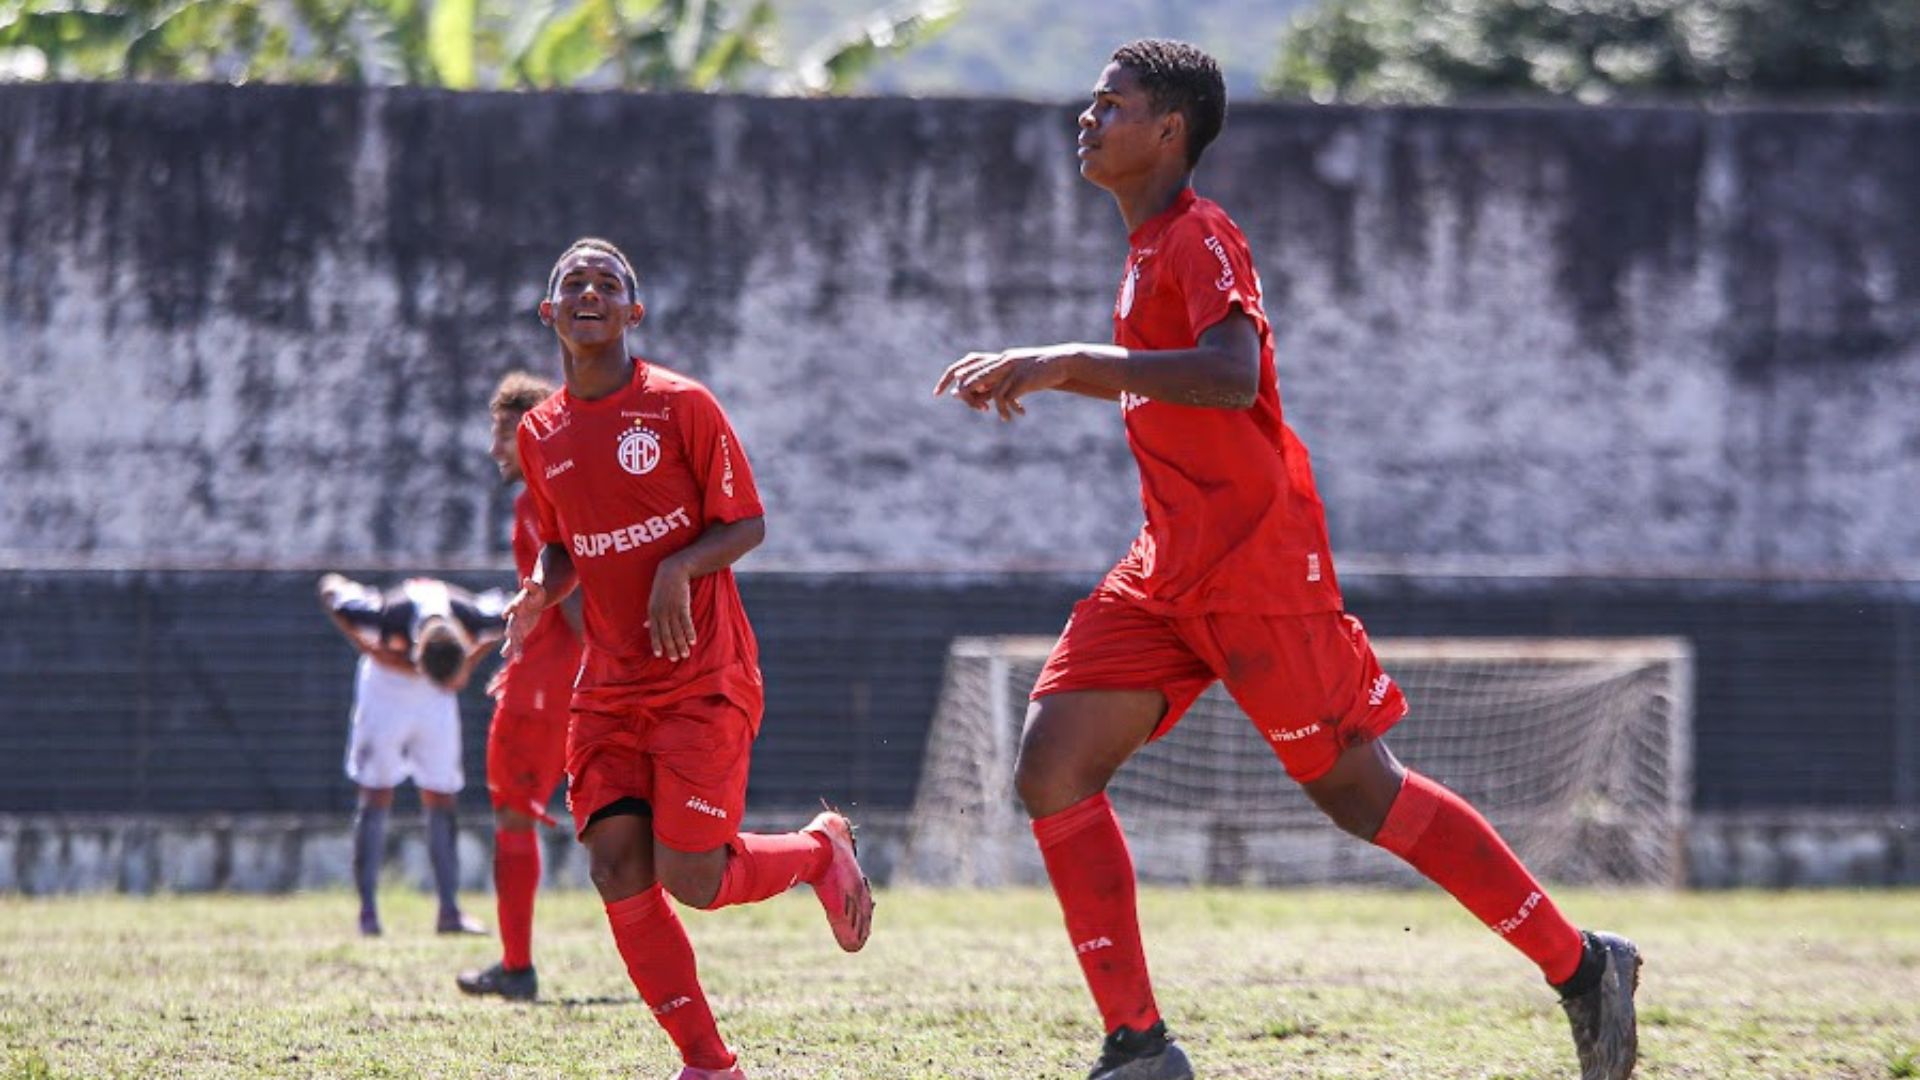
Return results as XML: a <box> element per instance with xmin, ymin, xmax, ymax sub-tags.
<box><xmin>901</xmin><ymin>635</ymin><xmax>1693</xmax><ymax>888</ymax></box>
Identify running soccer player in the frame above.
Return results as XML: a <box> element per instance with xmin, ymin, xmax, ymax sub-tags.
<box><xmin>501</xmin><ymin>237</ymin><xmax>874</xmax><ymax>1080</ymax></box>
<box><xmin>319</xmin><ymin>573</ymin><xmax>505</xmax><ymax>938</ymax></box>
<box><xmin>934</xmin><ymin>40</ymin><xmax>1640</xmax><ymax>1080</ymax></box>
<box><xmin>456</xmin><ymin>371</ymin><xmax>586</xmax><ymax>1002</ymax></box>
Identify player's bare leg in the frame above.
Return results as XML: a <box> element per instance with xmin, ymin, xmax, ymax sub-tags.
<box><xmin>1306</xmin><ymin>739</ymin><xmax>1640</xmax><ymax>1079</ymax></box>
<box><xmin>352</xmin><ymin>786</ymin><xmax>394</xmax><ymax>937</ymax></box>
<box><xmin>421</xmin><ymin>788</ymin><xmax>484</xmax><ymax>935</ymax></box>
<box><xmin>458</xmin><ymin>805</ymin><xmax>541</xmax><ymax>1001</ymax></box>
<box><xmin>1018</xmin><ymin>690</ymin><xmax>1194</xmax><ymax>1080</ymax></box>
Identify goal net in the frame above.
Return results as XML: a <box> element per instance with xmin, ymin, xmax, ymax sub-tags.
<box><xmin>902</xmin><ymin>636</ymin><xmax>1691</xmax><ymax>887</ymax></box>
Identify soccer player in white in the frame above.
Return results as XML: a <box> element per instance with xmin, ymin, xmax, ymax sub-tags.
<box><xmin>319</xmin><ymin>573</ymin><xmax>504</xmax><ymax>936</ymax></box>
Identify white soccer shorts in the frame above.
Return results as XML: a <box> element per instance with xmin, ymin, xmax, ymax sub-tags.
<box><xmin>344</xmin><ymin>656</ymin><xmax>465</xmax><ymax>794</ymax></box>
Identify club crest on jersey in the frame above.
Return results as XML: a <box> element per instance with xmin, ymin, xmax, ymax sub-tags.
<box><xmin>617</xmin><ymin>422</ymin><xmax>661</xmax><ymax>476</ymax></box>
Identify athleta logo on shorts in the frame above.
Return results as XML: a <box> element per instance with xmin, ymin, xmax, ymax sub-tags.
<box><xmin>617</xmin><ymin>423</ymin><xmax>662</xmax><ymax>475</ymax></box>
<box><xmin>684</xmin><ymin>795</ymin><xmax>728</xmax><ymax>820</ymax></box>
<box><xmin>544</xmin><ymin>459</ymin><xmax>575</xmax><ymax>480</ymax></box>
<box><xmin>653</xmin><ymin>995</ymin><xmax>693</xmax><ymax>1016</ymax></box>
<box><xmin>1203</xmin><ymin>235</ymin><xmax>1236</xmax><ymax>291</ymax></box>
<box><xmin>1493</xmin><ymin>890</ymin><xmax>1543</xmax><ymax>936</ymax></box>
<box><xmin>571</xmin><ymin>506</ymin><xmax>693</xmax><ymax>559</ymax></box>
<box><xmin>1075</xmin><ymin>936</ymin><xmax>1114</xmax><ymax>955</ymax></box>
<box><xmin>1368</xmin><ymin>673</ymin><xmax>1394</xmax><ymax>707</ymax></box>
<box><xmin>1267</xmin><ymin>722</ymin><xmax>1322</xmax><ymax>743</ymax></box>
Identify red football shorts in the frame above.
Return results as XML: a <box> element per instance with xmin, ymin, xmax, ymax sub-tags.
<box><xmin>1032</xmin><ymin>590</ymin><xmax>1409</xmax><ymax>783</ymax></box>
<box><xmin>486</xmin><ymin>701</ymin><xmax>570</xmax><ymax>826</ymax></box>
<box><xmin>565</xmin><ymin>692</ymin><xmax>757</xmax><ymax>852</ymax></box>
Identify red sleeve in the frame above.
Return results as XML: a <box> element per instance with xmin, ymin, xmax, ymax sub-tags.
<box><xmin>1163</xmin><ymin>219</ymin><xmax>1264</xmax><ymax>342</ymax></box>
<box><xmin>679</xmin><ymin>386</ymin><xmax>764</xmax><ymax>525</ymax></box>
<box><xmin>515</xmin><ymin>419</ymin><xmax>564</xmax><ymax>546</ymax></box>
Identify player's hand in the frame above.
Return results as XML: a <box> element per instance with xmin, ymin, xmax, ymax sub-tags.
<box><xmin>646</xmin><ymin>558</ymin><xmax>696</xmax><ymax>662</ymax></box>
<box><xmin>933</xmin><ymin>347</ymin><xmax>1075</xmax><ymax>421</ymax></box>
<box><xmin>485</xmin><ymin>666</ymin><xmax>507</xmax><ymax>701</ymax></box>
<box><xmin>501</xmin><ymin>579</ymin><xmax>547</xmax><ymax>662</ymax></box>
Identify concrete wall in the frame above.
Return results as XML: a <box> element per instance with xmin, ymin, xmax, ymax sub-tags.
<box><xmin>5</xmin><ymin>86</ymin><xmax>1918</xmax><ymax>575</ymax></box>
<box><xmin>4</xmin><ymin>812</ymin><xmax>1912</xmax><ymax>894</ymax></box>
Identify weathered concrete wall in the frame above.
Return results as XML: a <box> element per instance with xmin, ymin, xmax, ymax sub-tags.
<box><xmin>3</xmin><ymin>86</ymin><xmax>1918</xmax><ymax>573</ymax></box>
<box><xmin>3</xmin><ymin>812</ymin><xmax>1911</xmax><ymax>893</ymax></box>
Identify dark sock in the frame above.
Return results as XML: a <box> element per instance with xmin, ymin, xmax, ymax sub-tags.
<box><xmin>1553</xmin><ymin>932</ymin><xmax>1605</xmax><ymax>999</ymax></box>
<box><xmin>427</xmin><ymin>806</ymin><xmax>461</xmax><ymax>917</ymax></box>
<box><xmin>352</xmin><ymin>804</ymin><xmax>389</xmax><ymax>917</ymax></box>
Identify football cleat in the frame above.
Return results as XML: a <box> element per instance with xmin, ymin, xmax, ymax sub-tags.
<box><xmin>1089</xmin><ymin>1020</ymin><xmax>1194</xmax><ymax>1080</ymax></box>
<box><xmin>1559</xmin><ymin>930</ymin><xmax>1642</xmax><ymax>1080</ymax></box>
<box><xmin>672</xmin><ymin>1066</ymin><xmax>746</xmax><ymax>1079</ymax></box>
<box><xmin>436</xmin><ymin>911</ymin><xmax>488</xmax><ymax>936</ymax></box>
<box><xmin>803</xmin><ymin>804</ymin><xmax>874</xmax><ymax>953</ymax></box>
<box><xmin>455</xmin><ymin>961</ymin><xmax>538</xmax><ymax>1001</ymax></box>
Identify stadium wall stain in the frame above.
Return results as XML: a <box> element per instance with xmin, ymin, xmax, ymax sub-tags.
<box><xmin>2</xmin><ymin>85</ymin><xmax>1918</xmax><ymax>575</ymax></box>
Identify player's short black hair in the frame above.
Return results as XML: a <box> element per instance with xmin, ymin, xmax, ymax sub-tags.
<box><xmin>1111</xmin><ymin>39</ymin><xmax>1227</xmax><ymax>169</ymax></box>
<box><xmin>546</xmin><ymin>237</ymin><xmax>639</xmax><ymax>300</ymax></box>
<box><xmin>417</xmin><ymin>621</ymin><xmax>465</xmax><ymax>687</ymax></box>
<box><xmin>491</xmin><ymin>370</ymin><xmax>555</xmax><ymax>417</ymax></box>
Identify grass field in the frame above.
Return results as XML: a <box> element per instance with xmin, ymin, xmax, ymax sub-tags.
<box><xmin>2</xmin><ymin>886</ymin><xmax>1916</xmax><ymax>1079</ymax></box>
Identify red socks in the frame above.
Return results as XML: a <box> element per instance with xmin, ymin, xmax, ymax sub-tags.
<box><xmin>493</xmin><ymin>829</ymin><xmax>540</xmax><ymax>971</ymax></box>
<box><xmin>1033</xmin><ymin>793</ymin><xmax>1160</xmax><ymax>1035</ymax></box>
<box><xmin>1373</xmin><ymin>770</ymin><xmax>1586</xmax><ymax>984</ymax></box>
<box><xmin>605</xmin><ymin>886</ymin><xmax>734</xmax><ymax>1070</ymax></box>
<box><xmin>703</xmin><ymin>831</ymin><xmax>832</xmax><ymax>911</ymax></box>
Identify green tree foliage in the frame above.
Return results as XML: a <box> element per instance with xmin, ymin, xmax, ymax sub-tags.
<box><xmin>1268</xmin><ymin>0</ymin><xmax>1920</xmax><ymax>103</ymax></box>
<box><xmin>0</xmin><ymin>0</ymin><xmax>956</xmax><ymax>91</ymax></box>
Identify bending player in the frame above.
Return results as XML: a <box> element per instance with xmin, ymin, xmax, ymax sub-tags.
<box><xmin>455</xmin><ymin>371</ymin><xmax>586</xmax><ymax>1001</ymax></box>
<box><xmin>501</xmin><ymin>237</ymin><xmax>874</xmax><ymax>1080</ymax></box>
<box><xmin>318</xmin><ymin>573</ymin><xmax>504</xmax><ymax>937</ymax></box>
<box><xmin>934</xmin><ymin>40</ymin><xmax>1640</xmax><ymax>1080</ymax></box>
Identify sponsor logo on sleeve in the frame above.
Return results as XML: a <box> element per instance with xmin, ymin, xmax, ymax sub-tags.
<box><xmin>1117</xmin><ymin>260</ymin><xmax>1139</xmax><ymax>318</ymax></box>
<box><xmin>1203</xmin><ymin>235</ymin><xmax>1236</xmax><ymax>291</ymax></box>
<box><xmin>720</xmin><ymin>433</ymin><xmax>736</xmax><ymax>499</ymax></box>
<box><xmin>1368</xmin><ymin>673</ymin><xmax>1394</xmax><ymax>707</ymax></box>
<box><xmin>544</xmin><ymin>459</ymin><xmax>575</xmax><ymax>480</ymax></box>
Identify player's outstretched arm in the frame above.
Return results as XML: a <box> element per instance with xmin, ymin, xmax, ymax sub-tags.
<box><xmin>934</xmin><ymin>310</ymin><xmax>1261</xmax><ymax>420</ymax></box>
<box><xmin>647</xmin><ymin>516</ymin><xmax>765</xmax><ymax>662</ymax></box>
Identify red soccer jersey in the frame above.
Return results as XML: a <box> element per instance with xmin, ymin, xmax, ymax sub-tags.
<box><xmin>516</xmin><ymin>360</ymin><xmax>765</xmax><ymax>715</ymax></box>
<box><xmin>1101</xmin><ymin>187</ymin><xmax>1344</xmax><ymax>616</ymax></box>
<box><xmin>497</xmin><ymin>487</ymin><xmax>584</xmax><ymax>715</ymax></box>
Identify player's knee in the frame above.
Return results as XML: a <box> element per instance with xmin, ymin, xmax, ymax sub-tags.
<box><xmin>1014</xmin><ymin>751</ymin><xmax>1096</xmax><ymax>819</ymax></box>
<box><xmin>586</xmin><ymin>848</ymin><xmax>650</xmax><ymax>900</ymax></box>
<box><xmin>657</xmin><ymin>864</ymin><xmax>720</xmax><ymax>908</ymax></box>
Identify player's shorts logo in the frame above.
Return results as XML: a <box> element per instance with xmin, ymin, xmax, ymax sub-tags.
<box><xmin>617</xmin><ymin>424</ymin><xmax>661</xmax><ymax>476</ymax></box>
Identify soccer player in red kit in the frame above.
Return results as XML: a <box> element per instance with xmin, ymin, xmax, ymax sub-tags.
<box><xmin>456</xmin><ymin>371</ymin><xmax>586</xmax><ymax>1002</ymax></box>
<box><xmin>935</xmin><ymin>40</ymin><xmax>1640</xmax><ymax>1080</ymax></box>
<box><xmin>501</xmin><ymin>238</ymin><xmax>874</xmax><ymax>1080</ymax></box>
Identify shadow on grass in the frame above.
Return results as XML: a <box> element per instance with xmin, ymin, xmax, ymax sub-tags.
<box><xmin>541</xmin><ymin>996</ymin><xmax>641</xmax><ymax>1009</ymax></box>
